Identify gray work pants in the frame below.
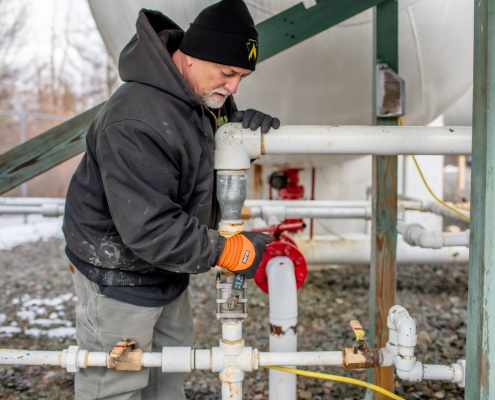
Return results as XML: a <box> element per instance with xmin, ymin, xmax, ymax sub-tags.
<box><xmin>71</xmin><ymin>268</ymin><xmax>194</xmax><ymax>400</ymax></box>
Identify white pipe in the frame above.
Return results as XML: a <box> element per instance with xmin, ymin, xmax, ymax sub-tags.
<box><xmin>244</xmin><ymin>200</ymin><xmax>371</xmax><ymax>208</ymax></box>
<box><xmin>219</xmin><ymin>319</ymin><xmax>244</xmax><ymax>400</ymax></box>
<box><xmin>294</xmin><ymin>234</ymin><xmax>470</xmax><ymax>265</ymax></box>
<box><xmin>214</xmin><ymin>124</ymin><xmax>472</xmax><ymax>170</ymax></box>
<box><xmin>259</xmin><ymin>351</ymin><xmax>342</xmax><ymax>367</ymax></box>
<box><xmin>0</xmin><ymin>197</ymin><xmax>65</xmax><ymax>206</ymax></box>
<box><xmin>423</xmin><ymin>364</ymin><xmax>463</xmax><ymax>381</ymax></box>
<box><xmin>262</xmin><ymin>126</ymin><xmax>471</xmax><ymax>155</ymax></box>
<box><xmin>248</xmin><ymin>205</ymin><xmax>371</xmax><ymax>221</ymax></box>
<box><xmin>386</xmin><ymin>306</ymin><xmax>418</xmax><ymax>381</ymax></box>
<box><xmin>0</xmin><ymin>350</ymin><xmax>63</xmax><ymax>366</ymax></box>
<box><xmin>424</xmin><ymin>201</ymin><xmax>470</xmax><ymax>222</ymax></box>
<box><xmin>267</xmin><ymin>256</ymin><xmax>298</xmax><ymax>400</ymax></box>
<box><xmin>398</xmin><ymin>222</ymin><xmax>470</xmax><ymax>249</ymax></box>
<box><xmin>86</xmin><ymin>352</ymin><xmax>108</xmax><ymax>367</ymax></box>
<box><xmin>0</xmin><ymin>204</ymin><xmax>65</xmax><ymax>217</ymax></box>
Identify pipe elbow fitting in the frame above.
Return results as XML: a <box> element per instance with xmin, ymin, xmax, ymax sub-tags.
<box><xmin>396</xmin><ymin>360</ymin><xmax>423</xmax><ymax>382</ymax></box>
<box><xmin>214</xmin><ymin>123</ymin><xmax>261</xmax><ymax>170</ymax></box>
<box><xmin>389</xmin><ymin>305</ymin><xmax>409</xmax><ymax>326</ymax></box>
<box><xmin>396</xmin><ymin>316</ymin><xmax>417</xmax><ymax>347</ymax></box>
<box><xmin>417</xmin><ymin>231</ymin><xmax>443</xmax><ymax>249</ymax></box>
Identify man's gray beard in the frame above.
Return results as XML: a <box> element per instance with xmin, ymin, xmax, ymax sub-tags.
<box><xmin>202</xmin><ymin>89</ymin><xmax>231</xmax><ymax>109</ymax></box>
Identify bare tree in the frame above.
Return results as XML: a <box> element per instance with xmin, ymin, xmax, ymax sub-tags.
<box><xmin>0</xmin><ymin>0</ymin><xmax>26</xmax><ymax>107</ymax></box>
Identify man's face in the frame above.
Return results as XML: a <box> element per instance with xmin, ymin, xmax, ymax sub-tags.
<box><xmin>184</xmin><ymin>56</ymin><xmax>252</xmax><ymax>109</ymax></box>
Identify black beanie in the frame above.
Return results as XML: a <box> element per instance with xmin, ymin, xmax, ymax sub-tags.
<box><xmin>179</xmin><ymin>0</ymin><xmax>258</xmax><ymax>71</ymax></box>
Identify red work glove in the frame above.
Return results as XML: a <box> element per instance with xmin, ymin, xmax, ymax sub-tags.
<box><xmin>216</xmin><ymin>232</ymin><xmax>273</xmax><ymax>279</ymax></box>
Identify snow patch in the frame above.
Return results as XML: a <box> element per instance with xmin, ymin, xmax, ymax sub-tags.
<box><xmin>0</xmin><ymin>215</ymin><xmax>64</xmax><ymax>250</ymax></box>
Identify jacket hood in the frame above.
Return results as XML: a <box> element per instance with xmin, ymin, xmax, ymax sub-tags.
<box><xmin>119</xmin><ymin>9</ymin><xmax>202</xmax><ymax>108</ymax></box>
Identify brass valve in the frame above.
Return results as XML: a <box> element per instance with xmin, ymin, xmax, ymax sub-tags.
<box><xmin>107</xmin><ymin>338</ymin><xmax>143</xmax><ymax>371</ymax></box>
<box><xmin>343</xmin><ymin>320</ymin><xmax>380</xmax><ymax>369</ymax></box>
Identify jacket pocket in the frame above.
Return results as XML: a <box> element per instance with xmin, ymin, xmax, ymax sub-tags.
<box><xmin>195</xmin><ymin>200</ymin><xmax>212</xmax><ymax>226</ymax></box>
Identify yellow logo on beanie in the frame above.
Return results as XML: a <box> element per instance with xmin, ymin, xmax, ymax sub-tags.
<box><xmin>246</xmin><ymin>39</ymin><xmax>258</xmax><ymax>61</ymax></box>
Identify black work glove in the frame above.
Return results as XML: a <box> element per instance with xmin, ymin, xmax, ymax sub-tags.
<box><xmin>216</xmin><ymin>231</ymin><xmax>274</xmax><ymax>279</ymax></box>
<box><xmin>230</xmin><ymin>109</ymin><xmax>281</xmax><ymax>133</ymax></box>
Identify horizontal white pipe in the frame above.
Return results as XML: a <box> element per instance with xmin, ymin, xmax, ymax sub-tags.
<box><xmin>0</xmin><ymin>350</ymin><xmax>63</xmax><ymax>366</ymax></box>
<box><xmin>262</xmin><ymin>125</ymin><xmax>471</xmax><ymax>155</ymax></box>
<box><xmin>294</xmin><ymin>234</ymin><xmax>470</xmax><ymax>265</ymax></box>
<box><xmin>423</xmin><ymin>364</ymin><xmax>460</xmax><ymax>381</ymax></box>
<box><xmin>259</xmin><ymin>351</ymin><xmax>343</xmax><ymax>367</ymax></box>
<box><xmin>398</xmin><ymin>222</ymin><xmax>470</xmax><ymax>249</ymax></box>
<box><xmin>248</xmin><ymin>205</ymin><xmax>371</xmax><ymax>221</ymax></box>
<box><xmin>424</xmin><ymin>201</ymin><xmax>470</xmax><ymax>222</ymax></box>
<box><xmin>86</xmin><ymin>352</ymin><xmax>107</xmax><ymax>367</ymax></box>
<box><xmin>214</xmin><ymin>124</ymin><xmax>471</xmax><ymax>170</ymax></box>
<box><xmin>0</xmin><ymin>204</ymin><xmax>65</xmax><ymax>217</ymax></box>
<box><xmin>244</xmin><ymin>200</ymin><xmax>371</xmax><ymax>208</ymax></box>
<box><xmin>0</xmin><ymin>197</ymin><xmax>65</xmax><ymax>206</ymax></box>
<box><xmin>0</xmin><ymin>206</ymin><xmax>44</xmax><ymax>214</ymax></box>
<box><xmin>142</xmin><ymin>352</ymin><xmax>162</xmax><ymax>368</ymax></box>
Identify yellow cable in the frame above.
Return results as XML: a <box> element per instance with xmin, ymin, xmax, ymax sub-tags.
<box><xmin>397</xmin><ymin>117</ymin><xmax>470</xmax><ymax>222</ymax></box>
<box><xmin>266</xmin><ymin>366</ymin><xmax>404</xmax><ymax>400</ymax></box>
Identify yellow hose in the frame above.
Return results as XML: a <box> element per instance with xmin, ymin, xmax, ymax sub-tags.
<box><xmin>397</xmin><ymin>117</ymin><xmax>470</xmax><ymax>222</ymax></box>
<box><xmin>265</xmin><ymin>366</ymin><xmax>405</xmax><ymax>400</ymax></box>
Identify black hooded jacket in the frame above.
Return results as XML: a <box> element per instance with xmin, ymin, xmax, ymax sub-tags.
<box><xmin>63</xmin><ymin>10</ymin><xmax>236</xmax><ymax>306</ymax></box>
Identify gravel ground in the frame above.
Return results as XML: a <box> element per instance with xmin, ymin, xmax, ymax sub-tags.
<box><xmin>0</xmin><ymin>238</ymin><xmax>467</xmax><ymax>399</ymax></box>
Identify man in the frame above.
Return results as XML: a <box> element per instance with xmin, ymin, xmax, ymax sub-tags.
<box><xmin>63</xmin><ymin>1</ymin><xmax>278</xmax><ymax>399</ymax></box>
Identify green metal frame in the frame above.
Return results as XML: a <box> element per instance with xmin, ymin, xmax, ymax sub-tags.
<box><xmin>466</xmin><ymin>0</ymin><xmax>495</xmax><ymax>397</ymax></box>
<box><xmin>368</xmin><ymin>1</ymin><xmax>399</xmax><ymax>399</ymax></box>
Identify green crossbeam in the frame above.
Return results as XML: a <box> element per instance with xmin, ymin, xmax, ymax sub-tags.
<box><xmin>0</xmin><ymin>0</ymin><xmax>387</xmax><ymax>194</ymax></box>
<box><xmin>258</xmin><ymin>0</ymin><xmax>387</xmax><ymax>62</ymax></box>
<box><xmin>0</xmin><ymin>103</ymin><xmax>104</xmax><ymax>194</ymax></box>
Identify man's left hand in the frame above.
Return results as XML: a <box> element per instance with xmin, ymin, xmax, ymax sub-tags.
<box><xmin>230</xmin><ymin>109</ymin><xmax>280</xmax><ymax>133</ymax></box>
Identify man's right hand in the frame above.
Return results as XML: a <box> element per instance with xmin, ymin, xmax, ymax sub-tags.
<box><xmin>216</xmin><ymin>231</ymin><xmax>273</xmax><ymax>279</ymax></box>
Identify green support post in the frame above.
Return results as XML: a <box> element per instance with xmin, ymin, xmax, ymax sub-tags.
<box><xmin>466</xmin><ymin>0</ymin><xmax>495</xmax><ymax>397</ymax></box>
<box><xmin>368</xmin><ymin>1</ymin><xmax>398</xmax><ymax>399</ymax></box>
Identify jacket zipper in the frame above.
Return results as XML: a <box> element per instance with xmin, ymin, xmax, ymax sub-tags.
<box><xmin>202</xmin><ymin>107</ymin><xmax>217</xmax><ymax>166</ymax></box>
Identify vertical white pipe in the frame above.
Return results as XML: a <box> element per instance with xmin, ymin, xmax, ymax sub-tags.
<box><xmin>221</xmin><ymin>381</ymin><xmax>242</xmax><ymax>399</ymax></box>
<box><xmin>267</xmin><ymin>256</ymin><xmax>298</xmax><ymax>400</ymax></box>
